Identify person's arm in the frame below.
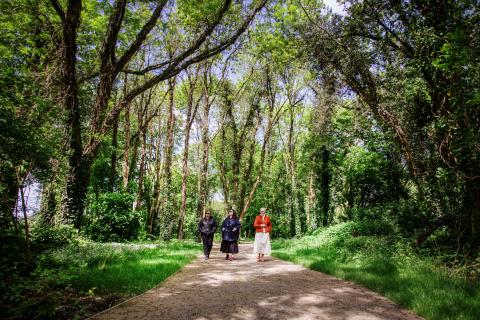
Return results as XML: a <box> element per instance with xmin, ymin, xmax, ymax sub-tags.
<box><xmin>198</xmin><ymin>219</ymin><xmax>203</xmax><ymax>233</ymax></box>
<box><xmin>253</xmin><ymin>216</ymin><xmax>261</xmax><ymax>229</ymax></box>
<box><xmin>213</xmin><ymin>219</ymin><xmax>217</xmax><ymax>233</ymax></box>
<box><xmin>267</xmin><ymin>216</ymin><xmax>272</xmax><ymax>233</ymax></box>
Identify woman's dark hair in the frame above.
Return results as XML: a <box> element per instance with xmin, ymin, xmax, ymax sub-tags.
<box><xmin>205</xmin><ymin>210</ymin><xmax>212</xmax><ymax>219</ymax></box>
<box><xmin>228</xmin><ymin>208</ymin><xmax>237</xmax><ymax>219</ymax></box>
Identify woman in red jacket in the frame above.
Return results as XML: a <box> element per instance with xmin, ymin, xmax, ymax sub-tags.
<box><xmin>253</xmin><ymin>207</ymin><xmax>272</xmax><ymax>262</ymax></box>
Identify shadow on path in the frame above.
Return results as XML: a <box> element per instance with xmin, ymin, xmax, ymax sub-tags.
<box><xmin>90</xmin><ymin>243</ymin><xmax>422</xmax><ymax>320</ymax></box>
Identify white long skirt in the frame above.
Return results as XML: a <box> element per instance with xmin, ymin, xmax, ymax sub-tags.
<box><xmin>253</xmin><ymin>232</ymin><xmax>271</xmax><ymax>254</ymax></box>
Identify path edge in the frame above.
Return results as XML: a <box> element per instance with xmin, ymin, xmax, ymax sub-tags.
<box><xmin>85</xmin><ymin>252</ymin><xmax>202</xmax><ymax>320</ymax></box>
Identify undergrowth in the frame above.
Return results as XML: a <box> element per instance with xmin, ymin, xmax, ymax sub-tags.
<box><xmin>2</xmin><ymin>239</ymin><xmax>200</xmax><ymax>319</ymax></box>
<box><xmin>272</xmin><ymin>222</ymin><xmax>480</xmax><ymax>320</ymax></box>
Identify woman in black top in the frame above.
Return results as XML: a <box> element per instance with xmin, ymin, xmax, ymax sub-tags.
<box><xmin>198</xmin><ymin>210</ymin><xmax>217</xmax><ymax>260</ymax></box>
<box><xmin>220</xmin><ymin>209</ymin><xmax>241</xmax><ymax>261</ymax></box>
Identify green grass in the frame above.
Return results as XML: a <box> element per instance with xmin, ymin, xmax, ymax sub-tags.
<box><xmin>44</xmin><ymin>240</ymin><xmax>201</xmax><ymax>296</ymax></box>
<box><xmin>272</xmin><ymin>223</ymin><xmax>480</xmax><ymax>320</ymax></box>
<box><xmin>69</xmin><ymin>242</ymin><xmax>200</xmax><ymax>295</ymax></box>
<box><xmin>3</xmin><ymin>240</ymin><xmax>201</xmax><ymax>319</ymax></box>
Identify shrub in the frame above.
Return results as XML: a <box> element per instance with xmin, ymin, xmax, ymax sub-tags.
<box><xmin>30</xmin><ymin>223</ymin><xmax>79</xmax><ymax>253</ymax></box>
<box><xmin>84</xmin><ymin>193</ymin><xmax>143</xmax><ymax>242</ymax></box>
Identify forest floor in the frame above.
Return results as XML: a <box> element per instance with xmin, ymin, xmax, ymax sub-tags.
<box><xmin>89</xmin><ymin>242</ymin><xmax>422</xmax><ymax>320</ymax></box>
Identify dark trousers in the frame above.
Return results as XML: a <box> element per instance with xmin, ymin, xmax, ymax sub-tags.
<box><xmin>201</xmin><ymin>233</ymin><xmax>214</xmax><ymax>257</ymax></box>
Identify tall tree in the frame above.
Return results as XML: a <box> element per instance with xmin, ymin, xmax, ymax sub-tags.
<box><xmin>299</xmin><ymin>0</ymin><xmax>480</xmax><ymax>245</ymax></box>
<box><xmin>48</xmin><ymin>0</ymin><xmax>268</xmax><ymax>227</ymax></box>
<box><xmin>178</xmin><ymin>68</ymin><xmax>201</xmax><ymax>239</ymax></box>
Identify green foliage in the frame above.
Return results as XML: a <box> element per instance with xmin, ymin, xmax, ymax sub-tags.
<box><xmin>3</xmin><ymin>240</ymin><xmax>200</xmax><ymax>319</ymax></box>
<box><xmin>30</xmin><ymin>223</ymin><xmax>80</xmax><ymax>253</ymax></box>
<box><xmin>89</xmin><ymin>144</ymin><xmax>114</xmax><ymax>195</ymax></box>
<box><xmin>299</xmin><ymin>0</ymin><xmax>480</xmax><ymax>244</ymax></box>
<box><xmin>342</xmin><ymin>146</ymin><xmax>402</xmax><ymax>207</ymax></box>
<box><xmin>84</xmin><ymin>193</ymin><xmax>143</xmax><ymax>242</ymax></box>
<box><xmin>273</xmin><ymin>223</ymin><xmax>480</xmax><ymax>320</ymax></box>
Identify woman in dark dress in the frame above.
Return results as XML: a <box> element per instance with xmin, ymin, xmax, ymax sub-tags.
<box><xmin>220</xmin><ymin>209</ymin><xmax>241</xmax><ymax>261</ymax></box>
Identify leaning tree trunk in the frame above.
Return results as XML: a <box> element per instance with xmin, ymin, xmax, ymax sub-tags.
<box><xmin>218</xmin><ymin>128</ymin><xmax>231</xmax><ymax>210</ymax></box>
<box><xmin>158</xmin><ymin>77</ymin><xmax>176</xmax><ymax>240</ymax></box>
<box><xmin>18</xmin><ymin>173</ymin><xmax>31</xmax><ymax>265</ymax></box>
<box><xmin>287</xmin><ymin>105</ymin><xmax>301</xmax><ymax>237</ymax></box>
<box><xmin>148</xmin><ymin>116</ymin><xmax>164</xmax><ymax>235</ymax></box>
<box><xmin>178</xmin><ymin>74</ymin><xmax>200</xmax><ymax>239</ymax></box>
<box><xmin>134</xmin><ymin>89</ymin><xmax>151</xmax><ymax>210</ymax></box>
<box><xmin>197</xmin><ymin>95</ymin><xmax>210</xmax><ymax>220</ymax></box>
<box><xmin>135</xmin><ymin>128</ymin><xmax>147</xmax><ymax>210</ymax></box>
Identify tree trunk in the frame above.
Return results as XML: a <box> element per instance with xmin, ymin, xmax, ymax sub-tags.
<box><xmin>19</xmin><ymin>182</ymin><xmax>31</xmax><ymax>265</ymax></box>
<box><xmin>237</xmin><ymin>137</ymin><xmax>256</xmax><ymax>218</ymax></box>
<box><xmin>306</xmin><ymin>172</ymin><xmax>316</xmax><ymax>231</ymax></box>
<box><xmin>61</xmin><ymin>0</ymin><xmax>84</xmax><ymax>228</ymax></box>
<box><xmin>178</xmin><ymin>138</ymin><xmax>190</xmax><ymax>239</ymax></box>
<box><xmin>158</xmin><ymin>77</ymin><xmax>176</xmax><ymax>240</ymax></box>
<box><xmin>65</xmin><ymin>157</ymin><xmax>92</xmax><ymax>228</ymax></box>
<box><xmin>291</xmin><ymin>166</ymin><xmax>301</xmax><ymax>237</ymax></box>
<box><xmin>148</xmin><ymin>116</ymin><xmax>164</xmax><ymax>235</ymax></box>
<box><xmin>109</xmin><ymin>115</ymin><xmax>119</xmax><ymax>191</ymax></box>
<box><xmin>40</xmin><ymin>180</ymin><xmax>56</xmax><ymax>225</ymax></box>
<box><xmin>218</xmin><ymin>128</ymin><xmax>231</xmax><ymax>210</ymax></box>
<box><xmin>122</xmin><ymin>104</ymin><xmax>131</xmax><ymax>190</ymax></box>
<box><xmin>197</xmin><ymin>94</ymin><xmax>210</xmax><ymax>220</ymax></box>
<box><xmin>0</xmin><ymin>169</ymin><xmax>19</xmax><ymax>230</ymax></box>
<box><xmin>128</xmin><ymin>133</ymin><xmax>140</xmax><ymax>189</ymax></box>
<box><xmin>178</xmin><ymin>74</ymin><xmax>200</xmax><ymax>239</ymax></box>
<box><xmin>238</xmin><ymin>66</ymin><xmax>281</xmax><ymax>221</ymax></box>
<box><xmin>287</xmin><ymin>105</ymin><xmax>301</xmax><ymax>237</ymax></box>
<box><xmin>320</xmin><ymin>146</ymin><xmax>330</xmax><ymax>226</ymax></box>
<box><xmin>135</xmin><ymin>128</ymin><xmax>147</xmax><ymax>210</ymax></box>
<box><xmin>466</xmin><ymin>179</ymin><xmax>480</xmax><ymax>246</ymax></box>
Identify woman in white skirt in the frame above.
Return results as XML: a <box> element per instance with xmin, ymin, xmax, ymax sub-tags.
<box><xmin>253</xmin><ymin>208</ymin><xmax>272</xmax><ymax>262</ymax></box>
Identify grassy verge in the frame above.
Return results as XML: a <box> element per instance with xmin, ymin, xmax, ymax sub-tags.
<box><xmin>5</xmin><ymin>240</ymin><xmax>201</xmax><ymax>319</ymax></box>
<box><xmin>272</xmin><ymin>223</ymin><xmax>480</xmax><ymax>320</ymax></box>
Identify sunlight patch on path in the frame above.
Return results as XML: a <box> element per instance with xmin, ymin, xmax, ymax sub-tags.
<box><xmin>90</xmin><ymin>243</ymin><xmax>423</xmax><ymax>320</ymax></box>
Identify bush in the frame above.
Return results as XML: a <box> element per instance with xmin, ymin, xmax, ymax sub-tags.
<box><xmin>30</xmin><ymin>223</ymin><xmax>79</xmax><ymax>253</ymax></box>
<box><xmin>344</xmin><ymin>199</ymin><xmax>429</xmax><ymax>237</ymax></box>
<box><xmin>84</xmin><ymin>193</ymin><xmax>143</xmax><ymax>242</ymax></box>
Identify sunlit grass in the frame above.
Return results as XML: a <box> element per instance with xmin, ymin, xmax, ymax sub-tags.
<box><xmin>66</xmin><ymin>241</ymin><xmax>201</xmax><ymax>296</ymax></box>
<box><xmin>273</xmin><ymin>223</ymin><xmax>480</xmax><ymax>320</ymax></box>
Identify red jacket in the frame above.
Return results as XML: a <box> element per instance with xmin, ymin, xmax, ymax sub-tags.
<box><xmin>254</xmin><ymin>215</ymin><xmax>272</xmax><ymax>233</ymax></box>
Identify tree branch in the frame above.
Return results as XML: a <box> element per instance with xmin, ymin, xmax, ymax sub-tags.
<box><xmin>49</xmin><ymin>0</ymin><xmax>65</xmax><ymax>23</ymax></box>
<box><xmin>87</xmin><ymin>0</ymin><xmax>267</xmax><ymax>156</ymax></box>
<box><xmin>101</xmin><ymin>0</ymin><xmax>128</xmax><ymax>66</ymax></box>
<box><xmin>115</xmin><ymin>0</ymin><xmax>169</xmax><ymax>72</ymax></box>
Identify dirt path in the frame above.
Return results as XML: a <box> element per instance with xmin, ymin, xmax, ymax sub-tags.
<box><xmin>90</xmin><ymin>243</ymin><xmax>422</xmax><ymax>320</ymax></box>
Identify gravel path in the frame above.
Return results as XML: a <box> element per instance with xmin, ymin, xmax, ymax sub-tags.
<box><xmin>90</xmin><ymin>243</ymin><xmax>422</xmax><ymax>320</ymax></box>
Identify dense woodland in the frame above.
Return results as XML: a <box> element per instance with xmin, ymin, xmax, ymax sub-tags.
<box><xmin>1</xmin><ymin>0</ymin><xmax>480</xmax><ymax>318</ymax></box>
